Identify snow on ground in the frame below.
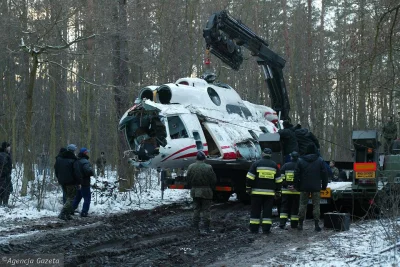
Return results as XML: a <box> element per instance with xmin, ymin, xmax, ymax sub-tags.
<box><xmin>0</xmin><ymin>166</ymin><xmax>191</xmax><ymax>231</ymax></box>
<box><xmin>267</xmin><ymin>219</ymin><xmax>400</xmax><ymax>267</ymax></box>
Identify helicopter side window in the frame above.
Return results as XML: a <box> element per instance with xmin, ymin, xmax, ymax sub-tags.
<box><xmin>226</xmin><ymin>104</ymin><xmax>252</xmax><ymax>119</ymax></box>
<box><xmin>168</xmin><ymin>116</ymin><xmax>189</xmax><ymax>139</ymax></box>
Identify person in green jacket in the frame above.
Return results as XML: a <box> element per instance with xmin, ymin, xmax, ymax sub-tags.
<box><xmin>382</xmin><ymin>116</ymin><xmax>397</xmax><ymax>154</ymax></box>
<box><xmin>186</xmin><ymin>151</ymin><xmax>216</xmax><ymax>233</ymax></box>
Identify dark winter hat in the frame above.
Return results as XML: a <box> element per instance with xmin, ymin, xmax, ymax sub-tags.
<box><xmin>59</xmin><ymin>147</ymin><xmax>67</xmax><ymax>153</ymax></box>
<box><xmin>290</xmin><ymin>151</ymin><xmax>299</xmax><ymax>159</ymax></box>
<box><xmin>67</xmin><ymin>144</ymin><xmax>77</xmax><ymax>152</ymax></box>
<box><xmin>196</xmin><ymin>151</ymin><xmax>206</xmax><ymax>161</ymax></box>
<box><xmin>101</xmin><ymin>151</ymin><xmax>105</xmax><ymax>155</ymax></box>
<box><xmin>80</xmin><ymin>147</ymin><xmax>90</xmax><ymax>154</ymax></box>
<box><xmin>1</xmin><ymin>142</ymin><xmax>10</xmax><ymax>150</ymax></box>
<box><xmin>262</xmin><ymin>148</ymin><xmax>272</xmax><ymax>157</ymax></box>
<box><xmin>306</xmin><ymin>144</ymin><xmax>316</xmax><ymax>155</ymax></box>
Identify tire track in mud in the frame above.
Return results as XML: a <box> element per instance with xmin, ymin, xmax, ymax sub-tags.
<box><xmin>0</xmin><ymin>201</ymin><xmax>257</xmax><ymax>266</ymax></box>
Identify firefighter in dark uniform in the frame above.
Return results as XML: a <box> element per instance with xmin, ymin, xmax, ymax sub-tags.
<box><xmin>246</xmin><ymin>148</ymin><xmax>282</xmax><ymax>234</ymax></box>
<box><xmin>279</xmin><ymin>151</ymin><xmax>300</xmax><ymax>229</ymax></box>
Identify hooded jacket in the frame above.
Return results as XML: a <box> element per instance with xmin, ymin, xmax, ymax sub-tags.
<box><xmin>54</xmin><ymin>150</ymin><xmax>82</xmax><ymax>186</ymax></box>
<box><xmin>78</xmin><ymin>153</ymin><xmax>94</xmax><ymax>187</ymax></box>
<box><xmin>295</xmin><ymin>128</ymin><xmax>320</xmax><ymax>155</ymax></box>
<box><xmin>278</xmin><ymin>127</ymin><xmax>299</xmax><ymax>155</ymax></box>
<box><xmin>295</xmin><ymin>153</ymin><xmax>327</xmax><ymax>192</ymax></box>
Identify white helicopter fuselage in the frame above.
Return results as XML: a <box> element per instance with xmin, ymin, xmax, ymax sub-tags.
<box><xmin>118</xmin><ymin>77</ymin><xmax>279</xmax><ymax>169</ymax></box>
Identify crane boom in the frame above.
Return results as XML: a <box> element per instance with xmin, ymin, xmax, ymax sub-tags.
<box><xmin>203</xmin><ymin>10</ymin><xmax>290</xmax><ymax>121</ymax></box>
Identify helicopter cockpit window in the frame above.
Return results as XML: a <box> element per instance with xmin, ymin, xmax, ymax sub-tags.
<box><xmin>168</xmin><ymin>116</ymin><xmax>189</xmax><ymax>139</ymax></box>
<box><xmin>226</xmin><ymin>104</ymin><xmax>252</xmax><ymax>119</ymax></box>
<box><xmin>207</xmin><ymin>87</ymin><xmax>221</xmax><ymax>106</ymax></box>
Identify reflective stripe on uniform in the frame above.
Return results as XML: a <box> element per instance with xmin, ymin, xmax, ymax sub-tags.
<box><xmin>280</xmin><ymin>213</ymin><xmax>288</xmax><ymax>219</ymax></box>
<box><xmin>250</xmin><ymin>218</ymin><xmax>260</xmax><ymax>224</ymax></box>
<box><xmin>275</xmin><ymin>176</ymin><xmax>283</xmax><ymax>183</ymax></box>
<box><xmin>291</xmin><ymin>215</ymin><xmax>299</xmax><ymax>221</ymax></box>
<box><xmin>285</xmin><ymin>171</ymin><xmax>295</xmax><ymax>182</ymax></box>
<box><xmin>251</xmin><ymin>188</ymin><xmax>275</xmax><ymax>195</ymax></box>
<box><xmin>262</xmin><ymin>218</ymin><xmax>272</xmax><ymax>224</ymax></box>
<box><xmin>247</xmin><ymin>172</ymin><xmax>256</xmax><ymax>180</ymax></box>
<box><xmin>257</xmin><ymin>169</ymin><xmax>276</xmax><ymax>179</ymax></box>
<box><xmin>282</xmin><ymin>189</ymin><xmax>300</xmax><ymax>195</ymax></box>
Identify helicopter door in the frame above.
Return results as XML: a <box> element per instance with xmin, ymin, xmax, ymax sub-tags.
<box><xmin>202</xmin><ymin>122</ymin><xmax>236</xmax><ymax>159</ymax></box>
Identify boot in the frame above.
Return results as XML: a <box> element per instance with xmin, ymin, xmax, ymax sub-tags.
<box><xmin>58</xmin><ymin>212</ymin><xmax>68</xmax><ymax>221</ymax></box>
<box><xmin>314</xmin><ymin>220</ymin><xmax>321</xmax><ymax>232</ymax></box>
<box><xmin>298</xmin><ymin>219</ymin><xmax>303</xmax><ymax>230</ymax></box>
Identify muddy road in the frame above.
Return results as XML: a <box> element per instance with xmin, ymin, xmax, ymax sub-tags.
<box><xmin>0</xmin><ymin>202</ymin><xmax>337</xmax><ymax>266</ymax></box>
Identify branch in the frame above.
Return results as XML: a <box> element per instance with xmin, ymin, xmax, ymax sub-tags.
<box><xmin>379</xmin><ymin>241</ymin><xmax>400</xmax><ymax>254</ymax></box>
<box><xmin>43</xmin><ymin>34</ymin><xmax>97</xmax><ymax>50</ymax></box>
<box><xmin>19</xmin><ymin>34</ymin><xmax>97</xmax><ymax>55</ymax></box>
<box><xmin>45</xmin><ymin>60</ymin><xmax>117</xmax><ymax>88</ymax></box>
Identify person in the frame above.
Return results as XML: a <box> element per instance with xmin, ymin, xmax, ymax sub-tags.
<box><xmin>186</xmin><ymin>151</ymin><xmax>217</xmax><ymax>233</ymax></box>
<box><xmin>95</xmin><ymin>152</ymin><xmax>106</xmax><ymax>177</ymax></box>
<box><xmin>279</xmin><ymin>151</ymin><xmax>300</xmax><ymax>229</ymax></box>
<box><xmin>339</xmin><ymin>170</ymin><xmax>348</xmax><ymax>181</ymax></box>
<box><xmin>54</xmin><ymin>147</ymin><xmax>67</xmax><ymax>204</ymax></box>
<box><xmin>382</xmin><ymin>116</ymin><xmax>397</xmax><ymax>154</ymax></box>
<box><xmin>329</xmin><ymin>160</ymin><xmax>339</xmax><ymax>182</ymax></box>
<box><xmin>295</xmin><ymin>144</ymin><xmax>327</xmax><ymax>231</ymax></box>
<box><xmin>278</xmin><ymin>121</ymin><xmax>299</xmax><ymax>163</ymax></box>
<box><xmin>54</xmin><ymin>144</ymin><xmax>82</xmax><ymax>220</ymax></box>
<box><xmin>0</xmin><ymin>142</ymin><xmax>12</xmax><ymax>206</ymax></box>
<box><xmin>322</xmin><ymin>158</ymin><xmax>333</xmax><ymax>182</ymax></box>
<box><xmin>295</xmin><ymin>126</ymin><xmax>320</xmax><ymax>156</ymax></box>
<box><xmin>72</xmin><ymin>147</ymin><xmax>94</xmax><ymax>217</ymax></box>
<box><xmin>246</xmin><ymin>148</ymin><xmax>282</xmax><ymax>234</ymax></box>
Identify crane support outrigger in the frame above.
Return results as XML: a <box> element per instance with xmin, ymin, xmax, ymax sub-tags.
<box><xmin>203</xmin><ymin>10</ymin><xmax>291</xmax><ymax>121</ymax></box>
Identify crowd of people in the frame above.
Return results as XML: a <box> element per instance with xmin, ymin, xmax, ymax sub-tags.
<box><xmin>186</xmin><ymin>121</ymin><xmax>353</xmax><ymax>234</ymax></box>
<box><xmin>0</xmin><ymin>141</ymin><xmax>106</xmax><ymax>220</ymax></box>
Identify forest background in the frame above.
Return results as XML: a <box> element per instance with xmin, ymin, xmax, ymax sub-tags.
<box><xmin>0</xmin><ymin>0</ymin><xmax>399</xmax><ymax>194</ymax></box>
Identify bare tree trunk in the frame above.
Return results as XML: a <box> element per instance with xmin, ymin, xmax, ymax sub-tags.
<box><xmin>113</xmin><ymin>0</ymin><xmax>133</xmax><ymax>191</ymax></box>
<box><xmin>357</xmin><ymin>0</ymin><xmax>366</xmax><ymax>129</ymax></box>
<box><xmin>21</xmin><ymin>54</ymin><xmax>38</xmax><ymax>196</ymax></box>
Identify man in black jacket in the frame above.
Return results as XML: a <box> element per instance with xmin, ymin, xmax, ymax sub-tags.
<box><xmin>72</xmin><ymin>147</ymin><xmax>94</xmax><ymax>217</ymax></box>
<box><xmin>54</xmin><ymin>147</ymin><xmax>67</xmax><ymax>204</ymax></box>
<box><xmin>54</xmin><ymin>144</ymin><xmax>82</xmax><ymax>220</ymax></box>
<box><xmin>295</xmin><ymin>127</ymin><xmax>320</xmax><ymax>156</ymax></box>
<box><xmin>295</xmin><ymin>144</ymin><xmax>327</xmax><ymax>231</ymax></box>
<box><xmin>278</xmin><ymin>121</ymin><xmax>299</xmax><ymax>163</ymax></box>
<box><xmin>246</xmin><ymin>148</ymin><xmax>282</xmax><ymax>234</ymax></box>
<box><xmin>0</xmin><ymin>142</ymin><xmax>12</xmax><ymax>206</ymax></box>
